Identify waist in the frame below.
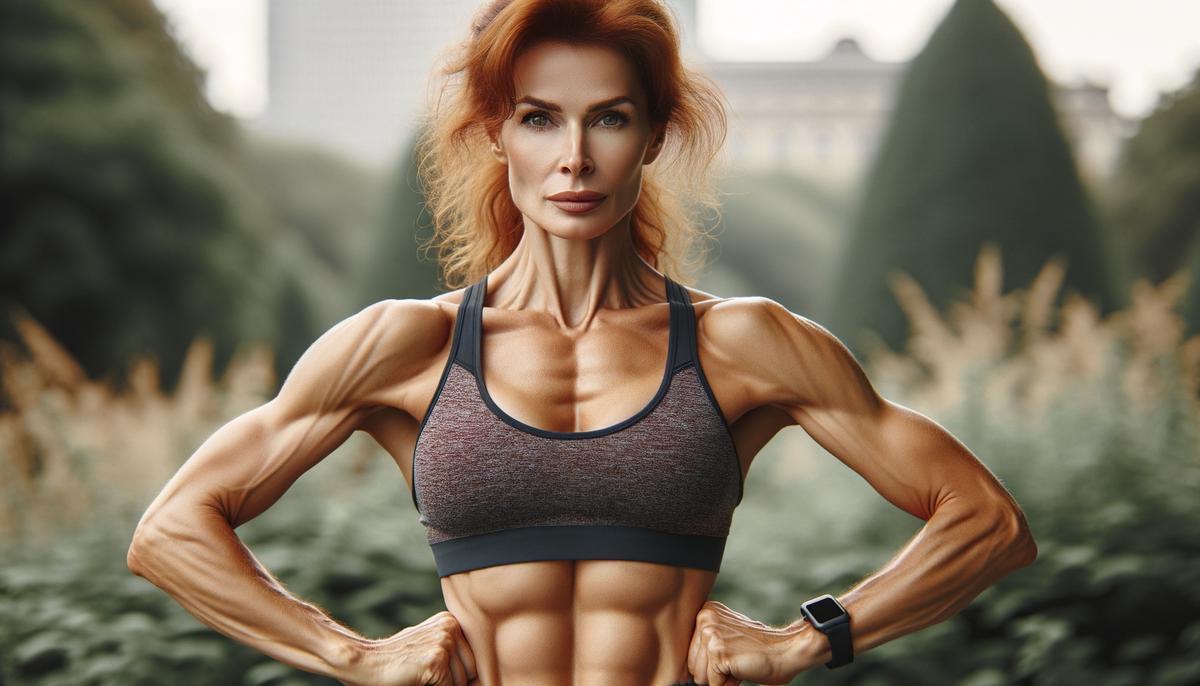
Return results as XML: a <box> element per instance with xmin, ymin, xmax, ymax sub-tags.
<box><xmin>427</xmin><ymin>524</ymin><xmax>728</xmax><ymax>578</ymax></box>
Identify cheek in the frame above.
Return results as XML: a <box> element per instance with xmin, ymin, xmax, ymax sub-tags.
<box><xmin>605</xmin><ymin>138</ymin><xmax>651</xmax><ymax>179</ymax></box>
<box><xmin>607</xmin><ymin>146</ymin><xmax>648</xmax><ymax>193</ymax></box>
<box><xmin>505</xmin><ymin>146</ymin><xmax>545</xmax><ymax>192</ymax></box>
<box><xmin>504</xmin><ymin>148</ymin><xmax>550</xmax><ymax>214</ymax></box>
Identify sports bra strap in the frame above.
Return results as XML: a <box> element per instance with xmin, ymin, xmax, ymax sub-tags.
<box><xmin>452</xmin><ymin>276</ymin><xmax>483</xmax><ymax>371</ymax></box>
<box><xmin>450</xmin><ymin>272</ymin><xmax>698</xmax><ymax>373</ymax></box>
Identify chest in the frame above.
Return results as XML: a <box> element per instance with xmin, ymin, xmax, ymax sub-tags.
<box><xmin>476</xmin><ymin>306</ymin><xmax>677</xmax><ymax>434</ymax></box>
<box><xmin>414</xmin><ymin>359</ymin><xmax>742</xmax><ymax>544</ymax></box>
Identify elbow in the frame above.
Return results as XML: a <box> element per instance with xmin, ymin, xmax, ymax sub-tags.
<box><xmin>127</xmin><ymin>501</ymin><xmax>228</xmax><ymax>577</ymax></box>
<box><xmin>127</xmin><ymin>520</ymin><xmax>170</xmax><ymax>578</ymax></box>
<box><xmin>127</xmin><ymin>518</ymin><xmax>176</xmax><ymax>578</ymax></box>
<box><xmin>1013</xmin><ymin>531</ymin><xmax>1039</xmax><ymax>567</ymax></box>
<box><xmin>127</xmin><ymin>525</ymin><xmax>156</xmax><ymax>577</ymax></box>
<box><xmin>991</xmin><ymin>504</ymin><xmax>1038</xmax><ymax>568</ymax></box>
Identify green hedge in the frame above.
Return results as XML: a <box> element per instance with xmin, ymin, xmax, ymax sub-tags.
<box><xmin>2</xmin><ymin>349</ymin><xmax>1198</xmax><ymax>685</ymax></box>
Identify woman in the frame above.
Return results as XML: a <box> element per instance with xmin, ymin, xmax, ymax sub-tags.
<box><xmin>127</xmin><ymin>1</ymin><xmax>1038</xmax><ymax>685</ymax></box>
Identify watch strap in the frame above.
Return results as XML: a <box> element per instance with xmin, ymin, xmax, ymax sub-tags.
<box><xmin>823</xmin><ymin>620</ymin><xmax>853</xmax><ymax>669</ymax></box>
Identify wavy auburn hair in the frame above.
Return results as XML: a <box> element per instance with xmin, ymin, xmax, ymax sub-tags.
<box><xmin>414</xmin><ymin>0</ymin><xmax>730</xmax><ymax>290</ymax></box>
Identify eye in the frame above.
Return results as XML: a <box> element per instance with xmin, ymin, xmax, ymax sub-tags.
<box><xmin>598</xmin><ymin>111</ymin><xmax>629</xmax><ymax>127</ymax></box>
<box><xmin>520</xmin><ymin>111</ymin><xmax>551</xmax><ymax>129</ymax></box>
<box><xmin>518</xmin><ymin>110</ymin><xmax>630</xmax><ymax>131</ymax></box>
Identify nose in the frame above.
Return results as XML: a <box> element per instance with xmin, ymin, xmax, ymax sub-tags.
<box><xmin>561</xmin><ymin>123</ymin><xmax>593</xmax><ymax>176</ymax></box>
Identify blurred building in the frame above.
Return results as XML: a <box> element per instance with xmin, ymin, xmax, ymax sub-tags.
<box><xmin>699</xmin><ymin>36</ymin><xmax>1136</xmax><ymax>189</ymax></box>
<box><xmin>253</xmin><ymin>0</ymin><xmax>480</xmax><ymax>172</ymax></box>
<box><xmin>252</xmin><ymin>0</ymin><xmax>1134</xmax><ymax>187</ymax></box>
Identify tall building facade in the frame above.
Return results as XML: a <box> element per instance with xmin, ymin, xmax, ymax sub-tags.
<box><xmin>254</xmin><ymin>0</ymin><xmax>480</xmax><ymax>172</ymax></box>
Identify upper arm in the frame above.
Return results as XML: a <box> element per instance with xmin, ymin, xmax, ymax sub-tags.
<box><xmin>745</xmin><ymin>298</ymin><xmax>1030</xmax><ymax>533</ymax></box>
<box><xmin>133</xmin><ymin>298</ymin><xmax>447</xmax><ymax>535</ymax></box>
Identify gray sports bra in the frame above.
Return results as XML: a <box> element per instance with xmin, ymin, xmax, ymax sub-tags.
<box><xmin>410</xmin><ymin>272</ymin><xmax>744</xmax><ymax>577</ymax></box>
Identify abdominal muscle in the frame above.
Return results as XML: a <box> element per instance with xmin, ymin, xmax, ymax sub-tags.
<box><xmin>439</xmin><ymin>558</ymin><xmax>716</xmax><ymax>686</ymax></box>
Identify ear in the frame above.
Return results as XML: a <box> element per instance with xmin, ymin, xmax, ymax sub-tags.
<box><xmin>490</xmin><ymin>136</ymin><xmax>508</xmax><ymax>164</ymax></box>
<box><xmin>643</xmin><ymin>123</ymin><xmax>667</xmax><ymax>165</ymax></box>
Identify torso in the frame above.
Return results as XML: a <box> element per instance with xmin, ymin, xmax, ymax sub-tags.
<box><xmin>361</xmin><ymin>277</ymin><xmax>795</xmax><ymax>685</ymax></box>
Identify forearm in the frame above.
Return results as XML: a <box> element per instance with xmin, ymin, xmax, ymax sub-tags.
<box><xmin>127</xmin><ymin>504</ymin><xmax>372</xmax><ymax>683</ymax></box>
<box><xmin>783</xmin><ymin>501</ymin><xmax>1037</xmax><ymax>672</ymax></box>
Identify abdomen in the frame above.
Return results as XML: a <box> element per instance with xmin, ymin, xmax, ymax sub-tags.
<box><xmin>439</xmin><ymin>559</ymin><xmax>715</xmax><ymax>685</ymax></box>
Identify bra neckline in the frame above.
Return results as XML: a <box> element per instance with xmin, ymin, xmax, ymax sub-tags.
<box><xmin>471</xmin><ymin>271</ymin><xmax>679</xmax><ymax>440</ymax></box>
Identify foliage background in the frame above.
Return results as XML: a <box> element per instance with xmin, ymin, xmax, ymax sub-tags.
<box><xmin>2</xmin><ymin>0</ymin><xmax>1199</xmax><ymax>684</ymax></box>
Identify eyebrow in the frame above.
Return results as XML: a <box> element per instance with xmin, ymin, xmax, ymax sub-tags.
<box><xmin>514</xmin><ymin>95</ymin><xmax>634</xmax><ymax>112</ymax></box>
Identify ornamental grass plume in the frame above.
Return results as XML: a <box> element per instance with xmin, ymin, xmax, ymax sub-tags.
<box><xmin>861</xmin><ymin>243</ymin><xmax>1200</xmax><ymax>418</ymax></box>
<box><xmin>0</xmin><ymin>304</ymin><xmax>275</xmax><ymax>543</ymax></box>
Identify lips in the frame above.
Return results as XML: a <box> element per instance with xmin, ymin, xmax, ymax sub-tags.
<box><xmin>546</xmin><ymin>190</ymin><xmax>606</xmax><ymax>201</ymax></box>
<box><xmin>547</xmin><ymin>189</ymin><xmax>607</xmax><ymax>214</ymax></box>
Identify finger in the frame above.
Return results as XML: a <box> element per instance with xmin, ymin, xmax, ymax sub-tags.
<box><xmin>451</xmin><ymin>619</ymin><xmax>479</xmax><ymax>682</ymax></box>
<box><xmin>687</xmin><ymin>625</ymin><xmax>703</xmax><ymax>681</ymax></box>
<box><xmin>705</xmin><ymin>633</ymin><xmax>726</xmax><ymax>686</ymax></box>
<box><xmin>426</xmin><ymin>642</ymin><xmax>456</xmax><ymax>686</ymax></box>
<box><xmin>441</xmin><ymin>632</ymin><xmax>467</xmax><ymax>686</ymax></box>
<box><xmin>693</xmin><ymin>643</ymin><xmax>710</xmax><ymax>685</ymax></box>
<box><xmin>450</xmin><ymin>657</ymin><xmax>467</xmax><ymax>686</ymax></box>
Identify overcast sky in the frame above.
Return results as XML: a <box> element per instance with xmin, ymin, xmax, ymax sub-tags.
<box><xmin>153</xmin><ymin>0</ymin><xmax>1200</xmax><ymax>121</ymax></box>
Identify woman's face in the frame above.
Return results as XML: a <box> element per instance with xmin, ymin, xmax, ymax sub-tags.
<box><xmin>492</xmin><ymin>40</ymin><xmax>665</xmax><ymax>241</ymax></box>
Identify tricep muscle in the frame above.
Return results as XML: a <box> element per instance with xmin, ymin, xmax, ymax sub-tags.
<box><xmin>133</xmin><ymin>299</ymin><xmax>444</xmax><ymax>535</ymax></box>
<box><xmin>752</xmin><ymin>298</ymin><xmax>1013</xmax><ymax>523</ymax></box>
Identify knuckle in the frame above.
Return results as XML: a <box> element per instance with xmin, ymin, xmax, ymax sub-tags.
<box><xmin>421</xmin><ymin>645</ymin><xmax>449</xmax><ymax>668</ymax></box>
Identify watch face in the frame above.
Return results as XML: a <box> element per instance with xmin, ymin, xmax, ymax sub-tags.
<box><xmin>808</xmin><ymin>597</ymin><xmax>844</xmax><ymax>624</ymax></box>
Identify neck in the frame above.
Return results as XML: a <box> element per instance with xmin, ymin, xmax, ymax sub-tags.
<box><xmin>486</xmin><ymin>217</ymin><xmax>666</xmax><ymax>333</ymax></box>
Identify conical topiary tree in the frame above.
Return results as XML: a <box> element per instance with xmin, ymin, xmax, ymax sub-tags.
<box><xmin>828</xmin><ymin>0</ymin><xmax>1117</xmax><ymax>356</ymax></box>
<box><xmin>1102</xmin><ymin>68</ymin><xmax>1200</xmax><ymax>334</ymax></box>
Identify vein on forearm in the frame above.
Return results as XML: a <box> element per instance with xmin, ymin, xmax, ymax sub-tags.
<box><xmin>833</xmin><ymin>500</ymin><xmax>1030</xmax><ymax>655</ymax></box>
<box><xmin>130</xmin><ymin>504</ymin><xmax>367</xmax><ymax>679</ymax></box>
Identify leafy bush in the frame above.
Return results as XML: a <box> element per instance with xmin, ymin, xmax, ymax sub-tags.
<box><xmin>2</xmin><ymin>247</ymin><xmax>1198</xmax><ymax>684</ymax></box>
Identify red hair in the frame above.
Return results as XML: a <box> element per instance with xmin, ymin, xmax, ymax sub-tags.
<box><xmin>415</xmin><ymin>0</ymin><xmax>729</xmax><ymax>289</ymax></box>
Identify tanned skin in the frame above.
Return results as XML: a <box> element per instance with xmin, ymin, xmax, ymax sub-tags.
<box><xmin>128</xmin><ymin>39</ymin><xmax>1036</xmax><ymax>686</ymax></box>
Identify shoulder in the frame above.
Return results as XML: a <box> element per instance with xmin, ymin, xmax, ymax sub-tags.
<box><xmin>692</xmin><ymin>293</ymin><xmax>830</xmax><ymax>355</ymax></box>
<box><xmin>692</xmin><ymin>293</ymin><xmax>865</xmax><ymax>410</ymax></box>
<box><xmin>342</xmin><ymin>296</ymin><xmax>455</xmax><ymax>360</ymax></box>
<box><xmin>278</xmin><ymin>297</ymin><xmax>458</xmax><ymax>412</ymax></box>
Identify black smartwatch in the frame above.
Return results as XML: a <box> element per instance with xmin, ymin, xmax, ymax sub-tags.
<box><xmin>799</xmin><ymin>593</ymin><xmax>853</xmax><ymax>669</ymax></box>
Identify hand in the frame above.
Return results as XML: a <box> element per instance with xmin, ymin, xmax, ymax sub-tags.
<box><xmin>684</xmin><ymin>600</ymin><xmax>803</xmax><ymax>686</ymax></box>
<box><xmin>344</xmin><ymin>610</ymin><xmax>479</xmax><ymax>686</ymax></box>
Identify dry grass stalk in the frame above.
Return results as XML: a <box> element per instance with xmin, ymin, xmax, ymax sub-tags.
<box><xmin>0</xmin><ymin>307</ymin><xmax>276</xmax><ymax>543</ymax></box>
<box><xmin>863</xmin><ymin>245</ymin><xmax>1198</xmax><ymax>417</ymax></box>
<box><xmin>777</xmin><ymin>245</ymin><xmax>1200</xmax><ymax>480</ymax></box>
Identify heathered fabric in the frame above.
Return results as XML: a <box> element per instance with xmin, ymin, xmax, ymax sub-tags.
<box><xmin>410</xmin><ymin>273</ymin><xmax>744</xmax><ymax>577</ymax></box>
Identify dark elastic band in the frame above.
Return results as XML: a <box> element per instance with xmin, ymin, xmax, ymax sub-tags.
<box><xmin>429</xmin><ymin>524</ymin><xmax>727</xmax><ymax>577</ymax></box>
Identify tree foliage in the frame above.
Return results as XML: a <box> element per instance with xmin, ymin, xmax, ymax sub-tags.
<box><xmin>829</xmin><ymin>0</ymin><xmax>1116</xmax><ymax>356</ymax></box>
<box><xmin>0</xmin><ymin>0</ymin><xmax>277</xmax><ymax>393</ymax></box>
<box><xmin>1103</xmin><ymin>68</ymin><xmax>1200</xmax><ymax>335</ymax></box>
<box><xmin>355</xmin><ymin>128</ymin><xmax>446</xmax><ymax>307</ymax></box>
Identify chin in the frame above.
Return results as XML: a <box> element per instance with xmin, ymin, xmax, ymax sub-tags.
<box><xmin>536</xmin><ymin>213</ymin><xmax>618</xmax><ymax>239</ymax></box>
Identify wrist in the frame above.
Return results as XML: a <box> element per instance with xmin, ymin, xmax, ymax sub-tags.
<box><xmin>329</xmin><ymin>635</ymin><xmax>378</xmax><ymax>685</ymax></box>
<box><xmin>783</xmin><ymin>619</ymin><xmax>832</xmax><ymax>675</ymax></box>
